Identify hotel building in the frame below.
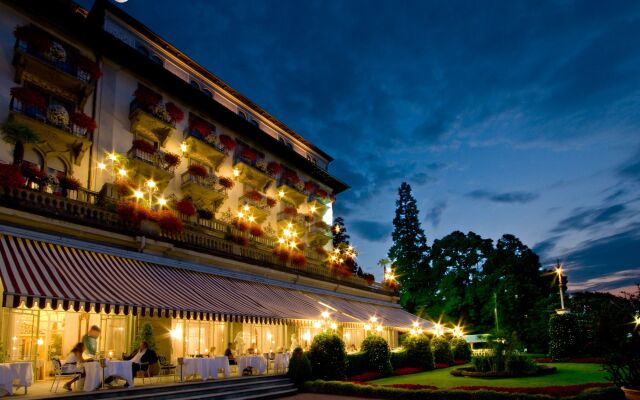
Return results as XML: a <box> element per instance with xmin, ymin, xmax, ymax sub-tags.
<box><xmin>0</xmin><ymin>0</ymin><xmax>427</xmax><ymax>379</ymax></box>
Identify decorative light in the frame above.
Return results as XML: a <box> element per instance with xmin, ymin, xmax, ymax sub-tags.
<box><xmin>453</xmin><ymin>325</ymin><xmax>464</xmax><ymax>338</ymax></box>
<box><xmin>409</xmin><ymin>328</ymin><xmax>417</xmax><ymax>335</ymax></box>
<box><xmin>133</xmin><ymin>190</ymin><xmax>144</xmax><ymax>199</ymax></box>
<box><xmin>233</xmin><ymin>168</ymin><xmax>240</xmax><ymax>177</ymax></box>
<box><xmin>334</xmin><ymin>224</ymin><xmax>340</xmax><ymax>233</ymax></box>
<box><xmin>157</xmin><ymin>197</ymin><xmax>167</xmax><ymax>207</ymax></box>
<box><xmin>313</xmin><ymin>321</ymin><xmax>321</xmax><ymax>329</ymax></box>
<box><xmin>170</xmin><ymin>328</ymin><xmax>182</xmax><ymax>339</ymax></box>
<box><xmin>310</xmin><ymin>206</ymin><xmax>316</xmax><ymax>213</ymax></box>
<box><xmin>433</xmin><ymin>323</ymin><xmax>444</xmax><ymax>336</ymax></box>
<box><xmin>321</xmin><ymin>311</ymin><xmax>330</xmax><ymax>319</ymax></box>
<box><xmin>370</xmin><ymin>316</ymin><xmax>378</xmax><ymax>323</ymax></box>
<box><xmin>180</xmin><ymin>141</ymin><xmax>188</xmax><ymax>153</ymax></box>
<box><xmin>302</xmin><ymin>332</ymin><xmax>311</xmax><ymax>342</ymax></box>
<box><xmin>146</xmin><ymin>179</ymin><xmax>156</xmax><ymax>189</ymax></box>
<box><xmin>97</xmin><ymin>162</ymin><xmax>106</xmax><ymax>170</ymax></box>
<box><xmin>36</xmin><ymin>338</ymin><xmax>44</xmax><ymax>346</ymax></box>
<box><xmin>118</xmin><ymin>168</ymin><xmax>127</xmax><ymax>177</ymax></box>
<box><xmin>330</xmin><ymin>323</ymin><xmax>337</xmax><ymax>330</ymax></box>
<box><xmin>634</xmin><ymin>314</ymin><xmax>640</xmax><ymax>328</ymax></box>
<box><xmin>375</xmin><ymin>325</ymin><xmax>383</xmax><ymax>333</ymax></box>
<box><xmin>412</xmin><ymin>321</ymin><xmax>420</xmax><ymax>328</ymax></box>
<box><xmin>283</xmin><ymin>228</ymin><xmax>291</xmax><ymax>237</ymax></box>
<box><xmin>243</xmin><ymin>205</ymin><xmax>249</xmax><ymax>212</ymax></box>
<box><xmin>288</xmin><ymin>241</ymin><xmax>297</xmax><ymax>249</ymax></box>
<box><xmin>237</xmin><ymin>211</ymin><xmax>244</xmax><ymax>218</ymax></box>
<box><xmin>278</xmin><ymin>238</ymin><xmax>285</xmax><ymax>244</ymax></box>
<box><xmin>364</xmin><ymin>324</ymin><xmax>371</xmax><ymax>331</ymax></box>
<box><xmin>278</xmin><ymin>190</ymin><xmax>285</xmax><ymax>198</ymax></box>
<box><xmin>107</xmin><ymin>153</ymin><xmax>118</xmax><ymax>162</ymax></box>
<box><xmin>248</xmin><ymin>215</ymin><xmax>255</xmax><ymax>223</ymax></box>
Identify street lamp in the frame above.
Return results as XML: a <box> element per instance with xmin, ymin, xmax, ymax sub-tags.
<box><xmin>554</xmin><ymin>262</ymin><xmax>569</xmax><ymax>314</ymax></box>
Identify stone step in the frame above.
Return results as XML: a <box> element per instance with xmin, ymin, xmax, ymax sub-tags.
<box><xmin>121</xmin><ymin>382</ymin><xmax>296</xmax><ymax>400</ymax></box>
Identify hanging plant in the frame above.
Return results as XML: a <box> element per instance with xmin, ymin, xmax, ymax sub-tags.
<box><xmin>187</xmin><ymin>164</ymin><xmax>208</xmax><ymax>178</ymax></box>
<box><xmin>304</xmin><ymin>181</ymin><xmax>316</xmax><ymax>193</ymax></box>
<box><xmin>176</xmin><ymin>198</ymin><xmax>197</xmax><ymax>216</ymax></box>
<box><xmin>267</xmin><ymin>161</ymin><xmax>282</xmax><ymax>175</ymax></box>
<box><xmin>165</xmin><ymin>102</ymin><xmax>184</xmax><ymax>123</ymax></box>
<box><xmin>219</xmin><ymin>134</ymin><xmax>236</xmax><ymax>151</ymax></box>
<box><xmin>74</xmin><ymin>54</ymin><xmax>102</xmax><ymax>81</ymax></box>
<box><xmin>57</xmin><ymin>175</ymin><xmax>80</xmax><ymax>191</ymax></box>
<box><xmin>197</xmin><ymin>208</ymin><xmax>214</xmax><ymax>220</ymax></box>
<box><xmin>218</xmin><ymin>176</ymin><xmax>234</xmax><ymax>189</ymax></box>
<box><xmin>245</xmin><ymin>190</ymin><xmax>263</xmax><ymax>202</ymax></box>
<box><xmin>266</xmin><ymin>197</ymin><xmax>277</xmax><ymax>208</ymax></box>
<box><xmin>163</xmin><ymin>152</ymin><xmax>181</xmax><ymax>168</ymax></box>
<box><xmin>133</xmin><ymin>86</ymin><xmax>162</xmax><ymax>108</ymax></box>
<box><xmin>249</xmin><ymin>224</ymin><xmax>263</xmax><ymax>237</ymax></box>
<box><xmin>10</xmin><ymin>87</ymin><xmax>47</xmax><ymax>111</ymax></box>
<box><xmin>69</xmin><ymin>112</ymin><xmax>97</xmax><ymax>133</ymax></box>
<box><xmin>240</xmin><ymin>147</ymin><xmax>257</xmax><ymax>162</ymax></box>
<box><xmin>156</xmin><ymin>210</ymin><xmax>184</xmax><ymax>234</ymax></box>
<box><xmin>14</xmin><ymin>25</ymin><xmax>52</xmax><ymax>52</ymax></box>
<box><xmin>291</xmin><ymin>252</ymin><xmax>307</xmax><ymax>267</ymax></box>
<box><xmin>131</xmin><ymin>139</ymin><xmax>156</xmax><ymax>154</ymax></box>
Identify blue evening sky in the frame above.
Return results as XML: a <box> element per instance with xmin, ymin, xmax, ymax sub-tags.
<box><xmin>83</xmin><ymin>0</ymin><xmax>640</xmax><ymax>293</ymax></box>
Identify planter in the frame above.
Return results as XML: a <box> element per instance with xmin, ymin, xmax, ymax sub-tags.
<box><xmin>140</xmin><ymin>219</ymin><xmax>160</xmax><ymax>236</ymax></box>
<box><xmin>623</xmin><ymin>387</ymin><xmax>640</xmax><ymax>400</ymax></box>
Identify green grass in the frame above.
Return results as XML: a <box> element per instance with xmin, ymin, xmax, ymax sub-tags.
<box><xmin>371</xmin><ymin>363</ymin><xmax>610</xmax><ymax>388</ymax></box>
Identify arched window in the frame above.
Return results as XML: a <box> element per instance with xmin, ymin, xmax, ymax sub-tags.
<box><xmin>47</xmin><ymin>157</ymin><xmax>67</xmax><ymax>177</ymax></box>
<box><xmin>23</xmin><ymin>148</ymin><xmax>44</xmax><ymax>170</ymax></box>
<box><xmin>190</xmin><ymin>80</ymin><xmax>200</xmax><ymax>89</ymax></box>
<box><xmin>202</xmin><ymin>88</ymin><xmax>213</xmax><ymax>98</ymax></box>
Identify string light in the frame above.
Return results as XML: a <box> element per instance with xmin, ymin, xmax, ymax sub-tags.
<box><xmin>233</xmin><ymin>168</ymin><xmax>240</xmax><ymax>177</ymax></box>
<box><xmin>321</xmin><ymin>311</ymin><xmax>330</xmax><ymax>319</ymax></box>
<box><xmin>157</xmin><ymin>197</ymin><xmax>167</xmax><ymax>207</ymax></box>
<box><xmin>133</xmin><ymin>190</ymin><xmax>143</xmax><ymax>199</ymax></box>
<box><xmin>97</xmin><ymin>162</ymin><xmax>106</xmax><ymax>170</ymax></box>
<box><xmin>278</xmin><ymin>190</ymin><xmax>285</xmax><ymax>198</ymax></box>
<box><xmin>180</xmin><ymin>141</ymin><xmax>188</xmax><ymax>153</ymax></box>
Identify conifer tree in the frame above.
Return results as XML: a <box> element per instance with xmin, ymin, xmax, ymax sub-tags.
<box><xmin>388</xmin><ymin>182</ymin><xmax>430</xmax><ymax>312</ymax></box>
<box><xmin>332</xmin><ymin>216</ymin><xmax>359</xmax><ymax>275</ymax></box>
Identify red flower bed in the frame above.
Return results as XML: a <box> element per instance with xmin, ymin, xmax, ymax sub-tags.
<box><xmin>267</xmin><ymin>161</ymin><xmax>282</xmax><ymax>175</ymax></box>
<box><xmin>187</xmin><ymin>164</ymin><xmax>208</xmax><ymax>178</ymax></box>
<box><xmin>75</xmin><ymin>54</ymin><xmax>102</xmax><ymax>80</ymax></box>
<box><xmin>70</xmin><ymin>112</ymin><xmax>97</xmax><ymax>132</ymax></box>
<box><xmin>434</xmin><ymin>363</ymin><xmax>450</xmax><ymax>369</ymax></box>
<box><xmin>156</xmin><ymin>210</ymin><xmax>184</xmax><ymax>234</ymax></box>
<box><xmin>11</xmin><ymin>87</ymin><xmax>47</xmax><ymax>111</ymax></box>
<box><xmin>0</xmin><ymin>164</ymin><xmax>26</xmax><ymax>188</ymax></box>
<box><xmin>14</xmin><ymin>25</ymin><xmax>52</xmax><ymax>52</ymax></box>
<box><xmin>176</xmin><ymin>199</ymin><xmax>196</xmax><ymax>216</ymax></box>
<box><xmin>116</xmin><ymin>201</ymin><xmax>152</xmax><ymax>225</ymax></box>
<box><xmin>240</xmin><ymin>147</ymin><xmax>257</xmax><ymax>162</ymax></box>
<box><xmin>131</xmin><ymin>139</ymin><xmax>156</xmax><ymax>154</ymax></box>
<box><xmin>218</xmin><ymin>176</ymin><xmax>234</xmax><ymax>189</ymax></box>
<box><xmin>165</xmin><ymin>102</ymin><xmax>184</xmax><ymax>123</ymax></box>
<box><xmin>290</xmin><ymin>252</ymin><xmax>306</xmax><ymax>267</ymax></box>
<box><xmin>454</xmin><ymin>360</ymin><xmax>468</xmax><ymax>365</ymax></box>
<box><xmin>452</xmin><ymin>383</ymin><xmax>612</xmax><ymax>397</ymax></box>
<box><xmin>349</xmin><ymin>372</ymin><xmax>382</xmax><ymax>382</ymax></box>
<box><xmin>219</xmin><ymin>134</ymin><xmax>236</xmax><ymax>151</ymax></box>
<box><xmin>134</xmin><ymin>86</ymin><xmax>162</xmax><ymax>108</ymax></box>
<box><xmin>163</xmin><ymin>152</ymin><xmax>181</xmax><ymax>168</ymax></box>
<box><xmin>392</xmin><ymin>367</ymin><xmax>424</xmax><ymax>376</ymax></box>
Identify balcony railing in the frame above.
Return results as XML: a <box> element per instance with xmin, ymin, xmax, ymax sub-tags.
<box><xmin>127</xmin><ymin>147</ymin><xmax>177</xmax><ymax>175</ymax></box>
<box><xmin>10</xmin><ymin>98</ymin><xmax>90</xmax><ymax>138</ymax></box>
<box><xmin>0</xmin><ymin>186</ymin><xmax>386</xmax><ymax>293</ymax></box>
<box><xmin>14</xmin><ymin>39</ymin><xmax>96</xmax><ymax>85</ymax></box>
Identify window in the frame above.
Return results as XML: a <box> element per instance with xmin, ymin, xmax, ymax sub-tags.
<box><xmin>47</xmin><ymin>157</ymin><xmax>67</xmax><ymax>177</ymax></box>
<box><xmin>190</xmin><ymin>80</ymin><xmax>200</xmax><ymax>89</ymax></box>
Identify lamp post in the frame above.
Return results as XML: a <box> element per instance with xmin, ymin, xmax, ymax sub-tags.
<box><xmin>554</xmin><ymin>261</ymin><xmax>570</xmax><ymax>314</ymax></box>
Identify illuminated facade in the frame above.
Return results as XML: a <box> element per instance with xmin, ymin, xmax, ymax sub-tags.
<box><xmin>0</xmin><ymin>0</ymin><xmax>428</xmax><ymax>379</ymax></box>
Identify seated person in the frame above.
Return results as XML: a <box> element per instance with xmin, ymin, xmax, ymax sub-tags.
<box><xmin>62</xmin><ymin>342</ymin><xmax>88</xmax><ymax>391</ymax></box>
<box><xmin>224</xmin><ymin>343</ymin><xmax>236</xmax><ymax>365</ymax></box>
<box><xmin>106</xmin><ymin>341</ymin><xmax>158</xmax><ymax>386</ymax></box>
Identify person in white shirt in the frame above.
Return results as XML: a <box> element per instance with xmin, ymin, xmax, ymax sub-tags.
<box><xmin>105</xmin><ymin>341</ymin><xmax>158</xmax><ymax>387</ymax></box>
<box><xmin>62</xmin><ymin>342</ymin><xmax>88</xmax><ymax>391</ymax></box>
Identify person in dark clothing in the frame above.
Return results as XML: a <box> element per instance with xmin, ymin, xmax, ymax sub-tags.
<box><xmin>224</xmin><ymin>342</ymin><xmax>236</xmax><ymax>365</ymax></box>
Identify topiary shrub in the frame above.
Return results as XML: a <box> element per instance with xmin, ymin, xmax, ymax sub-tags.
<box><xmin>390</xmin><ymin>349</ymin><xmax>409</xmax><ymax>370</ymax></box>
<box><xmin>346</xmin><ymin>352</ymin><xmax>367</xmax><ymax>377</ymax></box>
<box><xmin>549</xmin><ymin>313</ymin><xmax>580</xmax><ymax>359</ymax></box>
<box><xmin>431</xmin><ymin>336</ymin><xmax>453</xmax><ymax>365</ymax></box>
<box><xmin>403</xmin><ymin>334</ymin><xmax>435</xmax><ymax>370</ymax></box>
<box><xmin>132</xmin><ymin>322</ymin><xmax>156</xmax><ymax>351</ymax></box>
<box><xmin>451</xmin><ymin>337</ymin><xmax>472</xmax><ymax>362</ymax></box>
<box><xmin>287</xmin><ymin>347</ymin><xmax>312</xmax><ymax>386</ymax></box>
<box><xmin>361</xmin><ymin>335</ymin><xmax>393</xmax><ymax>376</ymax></box>
<box><xmin>308</xmin><ymin>331</ymin><xmax>348</xmax><ymax>380</ymax></box>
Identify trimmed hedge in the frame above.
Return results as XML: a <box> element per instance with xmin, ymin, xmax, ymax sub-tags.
<box><xmin>287</xmin><ymin>347</ymin><xmax>312</xmax><ymax>385</ymax></box>
<box><xmin>549</xmin><ymin>313</ymin><xmax>580</xmax><ymax>359</ymax></box>
<box><xmin>431</xmin><ymin>336</ymin><xmax>454</xmax><ymax>365</ymax></box>
<box><xmin>403</xmin><ymin>334</ymin><xmax>435</xmax><ymax>370</ymax></box>
<box><xmin>391</xmin><ymin>349</ymin><xmax>410</xmax><ymax>370</ymax></box>
<box><xmin>308</xmin><ymin>331</ymin><xmax>348</xmax><ymax>380</ymax></box>
<box><xmin>451</xmin><ymin>337</ymin><xmax>472</xmax><ymax>362</ymax></box>
<box><xmin>346</xmin><ymin>351</ymin><xmax>368</xmax><ymax>377</ymax></box>
<box><xmin>361</xmin><ymin>335</ymin><xmax>393</xmax><ymax>376</ymax></box>
<box><xmin>302</xmin><ymin>380</ymin><xmax>625</xmax><ymax>400</ymax></box>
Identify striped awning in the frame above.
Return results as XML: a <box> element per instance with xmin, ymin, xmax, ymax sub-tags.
<box><xmin>0</xmin><ymin>233</ymin><xmax>422</xmax><ymax>329</ymax></box>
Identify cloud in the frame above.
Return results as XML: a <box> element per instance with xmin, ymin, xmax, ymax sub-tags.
<box><xmin>569</xmin><ymin>269</ymin><xmax>640</xmax><ymax>293</ymax></box>
<box><xmin>425</xmin><ymin>201</ymin><xmax>447</xmax><ymax>228</ymax></box>
<box><xmin>466</xmin><ymin>190</ymin><xmax>539</xmax><ymax>204</ymax></box>
<box><xmin>350</xmin><ymin>220</ymin><xmax>391</xmax><ymax>242</ymax></box>
<box><xmin>551</xmin><ymin>204</ymin><xmax>627</xmax><ymax>233</ymax></box>
<box><xmin>618</xmin><ymin>147</ymin><xmax>640</xmax><ymax>183</ymax></box>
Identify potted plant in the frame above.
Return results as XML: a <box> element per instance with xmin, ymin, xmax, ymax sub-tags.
<box><xmin>605</xmin><ymin>335</ymin><xmax>640</xmax><ymax>400</ymax></box>
<box><xmin>188</xmin><ymin>116</ymin><xmax>211</xmax><ymax>138</ymax></box>
<box><xmin>187</xmin><ymin>164</ymin><xmax>208</xmax><ymax>178</ymax></box>
<box><xmin>267</xmin><ymin>161</ymin><xmax>282</xmax><ymax>175</ymax></box>
<box><xmin>163</xmin><ymin>152</ymin><xmax>181</xmax><ymax>169</ymax></box>
<box><xmin>69</xmin><ymin>111</ymin><xmax>97</xmax><ymax>136</ymax></box>
<box><xmin>219</xmin><ymin>134</ymin><xmax>236</xmax><ymax>151</ymax></box>
<box><xmin>176</xmin><ymin>198</ymin><xmax>197</xmax><ymax>217</ymax></box>
<box><xmin>57</xmin><ymin>175</ymin><xmax>81</xmax><ymax>197</ymax></box>
<box><xmin>218</xmin><ymin>176</ymin><xmax>234</xmax><ymax>189</ymax></box>
<box><xmin>165</xmin><ymin>102</ymin><xmax>184</xmax><ymax>124</ymax></box>
<box><xmin>1</xmin><ymin>122</ymin><xmax>40</xmax><ymax>166</ymax></box>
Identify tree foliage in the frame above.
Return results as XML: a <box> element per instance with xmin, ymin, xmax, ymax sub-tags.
<box><xmin>361</xmin><ymin>335</ymin><xmax>393</xmax><ymax>375</ymax></box>
<box><xmin>133</xmin><ymin>322</ymin><xmax>156</xmax><ymax>351</ymax></box>
<box><xmin>548</xmin><ymin>313</ymin><xmax>580</xmax><ymax>359</ymax></box>
<box><xmin>403</xmin><ymin>334</ymin><xmax>434</xmax><ymax>370</ymax></box>
<box><xmin>308</xmin><ymin>331</ymin><xmax>348</xmax><ymax>380</ymax></box>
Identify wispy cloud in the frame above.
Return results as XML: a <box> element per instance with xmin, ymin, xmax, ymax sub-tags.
<box><xmin>466</xmin><ymin>190</ymin><xmax>539</xmax><ymax>204</ymax></box>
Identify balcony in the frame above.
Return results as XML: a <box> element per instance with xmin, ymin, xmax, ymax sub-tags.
<box><xmin>276</xmin><ymin>210</ymin><xmax>307</xmax><ymax>231</ymax></box>
<box><xmin>308</xmin><ymin>223</ymin><xmax>332</xmax><ymax>246</ymax></box>
<box><xmin>233</xmin><ymin>158</ymin><xmax>276</xmax><ymax>192</ymax></box>
<box><xmin>183</xmin><ymin>131</ymin><xmax>228</xmax><ymax>170</ymax></box>
<box><xmin>238</xmin><ymin>191</ymin><xmax>271</xmax><ymax>223</ymax></box>
<box><xmin>307</xmin><ymin>198</ymin><xmax>329</xmax><ymax>217</ymax></box>
<box><xmin>126</xmin><ymin>147</ymin><xmax>175</xmax><ymax>190</ymax></box>
<box><xmin>180</xmin><ymin>171</ymin><xmax>227</xmax><ymax>206</ymax></box>
<box><xmin>13</xmin><ymin>31</ymin><xmax>98</xmax><ymax>107</ymax></box>
<box><xmin>129</xmin><ymin>101</ymin><xmax>175</xmax><ymax>146</ymax></box>
<box><xmin>276</xmin><ymin>181</ymin><xmax>307</xmax><ymax>207</ymax></box>
<box><xmin>8</xmin><ymin>98</ymin><xmax>91</xmax><ymax>167</ymax></box>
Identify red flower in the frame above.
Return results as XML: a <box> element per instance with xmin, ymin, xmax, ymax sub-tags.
<box><xmin>249</xmin><ymin>224</ymin><xmax>263</xmax><ymax>237</ymax></box>
<box><xmin>57</xmin><ymin>174</ymin><xmax>81</xmax><ymax>191</ymax></box>
<box><xmin>176</xmin><ymin>198</ymin><xmax>196</xmax><ymax>216</ymax></box>
<box><xmin>392</xmin><ymin>368</ymin><xmax>424</xmax><ymax>376</ymax></box>
<box><xmin>114</xmin><ymin>178</ymin><xmax>134</xmax><ymax>196</ymax></box>
<box><xmin>315</xmin><ymin>188</ymin><xmax>328</xmax><ymax>198</ymax></box>
<box><xmin>267</xmin><ymin>161</ymin><xmax>282</xmax><ymax>175</ymax></box>
<box><xmin>133</xmin><ymin>86</ymin><xmax>162</xmax><ymax>108</ymax></box>
<box><xmin>233</xmin><ymin>219</ymin><xmax>249</xmax><ymax>232</ymax></box>
<box><xmin>361</xmin><ymin>273</ymin><xmax>375</xmax><ymax>285</ymax></box>
<box><xmin>218</xmin><ymin>176</ymin><xmax>234</xmax><ymax>189</ymax></box>
<box><xmin>240</xmin><ymin>147</ymin><xmax>257</xmax><ymax>162</ymax></box>
<box><xmin>189</xmin><ymin>116</ymin><xmax>212</xmax><ymax>137</ymax></box>
<box><xmin>219</xmin><ymin>134</ymin><xmax>236</xmax><ymax>151</ymax></box>
<box><xmin>303</xmin><ymin>181</ymin><xmax>316</xmax><ymax>193</ymax></box>
<box><xmin>245</xmin><ymin>190</ymin><xmax>264</xmax><ymax>202</ymax></box>
<box><xmin>283</xmin><ymin>206</ymin><xmax>298</xmax><ymax>216</ymax></box>
<box><xmin>282</xmin><ymin>170</ymin><xmax>300</xmax><ymax>184</ymax></box>
<box><xmin>11</xmin><ymin>87</ymin><xmax>47</xmax><ymax>111</ymax></box>
<box><xmin>187</xmin><ymin>164</ymin><xmax>208</xmax><ymax>178</ymax></box>
<box><xmin>116</xmin><ymin>201</ymin><xmax>152</xmax><ymax>226</ymax></box>
<box><xmin>266</xmin><ymin>197</ymin><xmax>277</xmax><ymax>208</ymax></box>
<box><xmin>0</xmin><ymin>163</ymin><xmax>26</xmax><ymax>188</ymax></box>
<box><xmin>291</xmin><ymin>252</ymin><xmax>306</xmax><ymax>267</ymax></box>
<box><xmin>131</xmin><ymin>139</ymin><xmax>156</xmax><ymax>154</ymax></box>
<box><xmin>163</xmin><ymin>152</ymin><xmax>181</xmax><ymax>167</ymax></box>
<box><xmin>165</xmin><ymin>102</ymin><xmax>184</xmax><ymax>123</ymax></box>
<box><xmin>156</xmin><ymin>210</ymin><xmax>184</xmax><ymax>234</ymax></box>
<box><xmin>69</xmin><ymin>112</ymin><xmax>97</xmax><ymax>132</ymax></box>
<box><xmin>273</xmin><ymin>245</ymin><xmax>291</xmax><ymax>263</ymax></box>
<box><xmin>349</xmin><ymin>372</ymin><xmax>382</xmax><ymax>382</ymax></box>
<box><xmin>75</xmin><ymin>54</ymin><xmax>102</xmax><ymax>80</ymax></box>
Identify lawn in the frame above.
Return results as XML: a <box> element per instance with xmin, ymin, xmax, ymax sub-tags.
<box><xmin>371</xmin><ymin>363</ymin><xmax>610</xmax><ymax>388</ymax></box>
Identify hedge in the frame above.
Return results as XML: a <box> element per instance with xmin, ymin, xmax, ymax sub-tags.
<box><xmin>391</xmin><ymin>349</ymin><xmax>410</xmax><ymax>370</ymax></box>
<box><xmin>287</xmin><ymin>347</ymin><xmax>312</xmax><ymax>385</ymax></box>
<box><xmin>403</xmin><ymin>334</ymin><xmax>435</xmax><ymax>370</ymax></box>
<box><xmin>549</xmin><ymin>313</ymin><xmax>580</xmax><ymax>359</ymax></box>
<box><xmin>308</xmin><ymin>331</ymin><xmax>348</xmax><ymax>380</ymax></box>
<box><xmin>361</xmin><ymin>335</ymin><xmax>393</xmax><ymax>376</ymax></box>
<box><xmin>347</xmin><ymin>352</ymin><xmax>368</xmax><ymax>377</ymax></box>
<box><xmin>431</xmin><ymin>336</ymin><xmax>453</xmax><ymax>365</ymax></box>
<box><xmin>302</xmin><ymin>380</ymin><xmax>625</xmax><ymax>400</ymax></box>
<box><xmin>451</xmin><ymin>337</ymin><xmax>472</xmax><ymax>362</ymax></box>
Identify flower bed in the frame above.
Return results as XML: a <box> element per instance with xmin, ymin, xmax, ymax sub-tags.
<box><xmin>450</xmin><ymin>365</ymin><xmax>557</xmax><ymax>378</ymax></box>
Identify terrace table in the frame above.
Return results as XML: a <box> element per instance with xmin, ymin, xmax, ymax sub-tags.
<box><xmin>84</xmin><ymin>360</ymin><xmax>133</xmax><ymax>391</ymax></box>
<box><xmin>182</xmin><ymin>357</ymin><xmax>231</xmax><ymax>381</ymax></box>
<box><xmin>273</xmin><ymin>353</ymin><xmax>290</xmax><ymax>374</ymax></box>
<box><xmin>0</xmin><ymin>362</ymin><xmax>33</xmax><ymax>395</ymax></box>
<box><xmin>208</xmin><ymin>356</ymin><xmax>231</xmax><ymax>380</ymax></box>
<box><xmin>237</xmin><ymin>355</ymin><xmax>267</xmax><ymax>375</ymax></box>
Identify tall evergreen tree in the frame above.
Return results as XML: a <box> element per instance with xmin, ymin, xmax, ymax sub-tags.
<box><xmin>332</xmin><ymin>216</ymin><xmax>359</xmax><ymax>275</ymax></box>
<box><xmin>388</xmin><ymin>182</ymin><xmax>430</xmax><ymax>313</ymax></box>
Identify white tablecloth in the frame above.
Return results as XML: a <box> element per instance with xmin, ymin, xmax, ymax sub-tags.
<box><xmin>238</xmin><ymin>356</ymin><xmax>267</xmax><ymax>375</ymax></box>
<box><xmin>0</xmin><ymin>362</ymin><xmax>33</xmax><ymax>394</ymax></box>
<box><xmin>273</xmin><ymin>353</ymin><xmax>290</xmax><ymax>374</ymax></box>
<box><xmin>84</xmin><ymin>360</ymin><xmax>133</xmax><ymax>391</ymax></box>
<box><xmin>182</xmin><ymin>357</ymin><xmax>231</xmax><ymax>381</ymax></box>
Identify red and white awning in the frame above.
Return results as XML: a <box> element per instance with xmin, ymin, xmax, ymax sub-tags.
<box><xmin>0</xmin><ymin>234</ymin><xmax>426</xmax><ymax>328</ymax></box>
